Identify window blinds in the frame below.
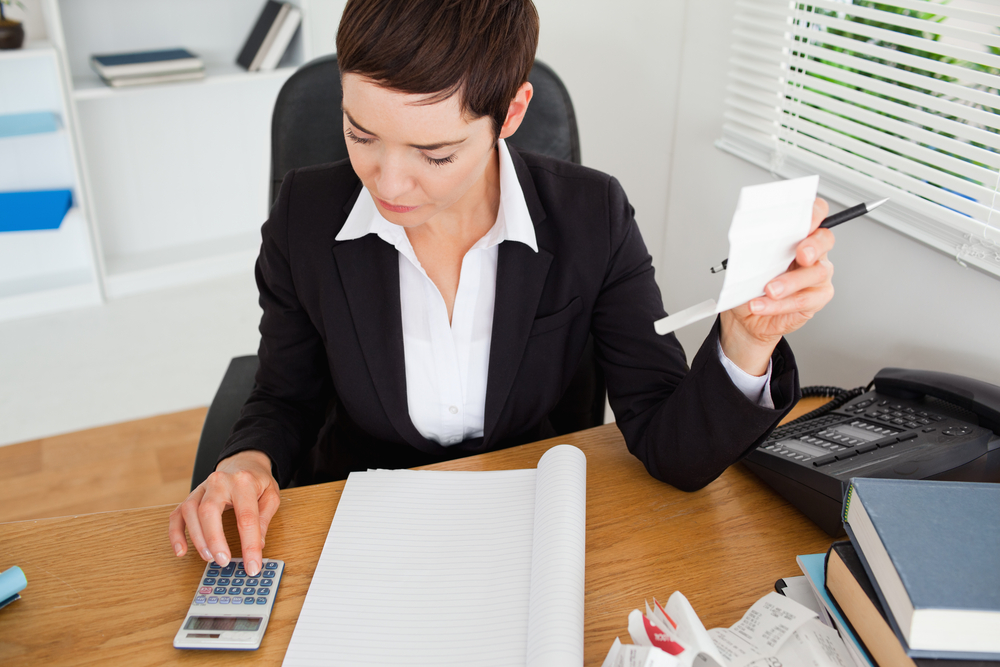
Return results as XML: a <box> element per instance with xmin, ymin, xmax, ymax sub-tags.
<box><xmin>717</xmin><ymin>0</ymin><xmax>1000</xmax><ymax>277</ymax></box>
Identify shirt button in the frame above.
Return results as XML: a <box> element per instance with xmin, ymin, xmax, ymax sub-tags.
<box><xmin>448</xmin><ymin>405</ymin><xmax>459</xmax><ymax>414</ymax></box>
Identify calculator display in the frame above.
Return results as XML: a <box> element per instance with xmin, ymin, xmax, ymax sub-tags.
<box><xmin>184</xmin><ymin>616</ymin><xmax>262</xmax><ymax>632</ymax></box>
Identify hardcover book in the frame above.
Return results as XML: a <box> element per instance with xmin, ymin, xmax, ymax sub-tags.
<box><xmin>842</xmin><ymin>478</ymin><xmax>1000</xmax><ymax>659</ymax></box>
<box><xmin>237</xmin><ymin>1</ymin><xmax>301</xmax><ymax>72</ymax></box>
<box><xmin>90</xmin><ymin>48</ymin><xmax>204</xmax><ymax>79</ymax></box>
<box><xmin>826</xmin><ymin>541</ymin><xmax>1000</xmax><ymax>667</ymax></box>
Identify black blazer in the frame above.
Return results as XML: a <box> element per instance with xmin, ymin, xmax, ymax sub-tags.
<box><xmin>220</xmin><ymin>145</ymin><xmax>800</xmax><ymax>490</ymax></box>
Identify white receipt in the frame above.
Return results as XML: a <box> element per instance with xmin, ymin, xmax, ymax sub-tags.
<box><xmin>618</xmin><ymin>590</ymin><xmax>855</xmax><ymax>667</ymax></box>
<box><xmin>654</xmin><ymin>175</ymin><xmax>818</xmax><ymax>335</ymax></box>
<box><xmin>708</xmin><ymin>592</ymin><xmax>853</xmax><ymax>667</ymax></box>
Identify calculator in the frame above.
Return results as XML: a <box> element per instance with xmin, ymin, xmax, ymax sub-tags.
<box><xmin>173</xmin><ymin>557</ymin><xmax>284</xmax><ymax>650</ymax></box>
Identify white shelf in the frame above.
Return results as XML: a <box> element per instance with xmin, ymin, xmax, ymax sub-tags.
<box><xmin>0</xmin><ymin>128</ymin><xmax>74</xmax><ymax>191</ymax></box>
<box><xmin>0</xmin><ymin>277</ymin><xmax>101</xmax><ymax>322</ymax></box>
<box><xmin>0</xmin><ymin>39</ymin><xmax>56</xmax><ymax>62</ymax></box>
<box><xmin>103</xmin><ymin>231</ymin><xmax>260</xmax><ymax>299</ymax></box>
<box><xmin>72</xmin><ymin>63</ymin><xmax>299</xmax><ymax>101</ymax></box>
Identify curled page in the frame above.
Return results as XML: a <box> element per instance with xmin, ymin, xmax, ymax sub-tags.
<box><xmin>526</xmin><ymin>444</ymin><xmax>588</xmax><ymax>667</ymax></box>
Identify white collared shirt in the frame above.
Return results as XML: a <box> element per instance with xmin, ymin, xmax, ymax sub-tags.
<box><xmin>336</xmin><ymin>139</ymin><xmax>771</xmax><ymax>446</ymax></box>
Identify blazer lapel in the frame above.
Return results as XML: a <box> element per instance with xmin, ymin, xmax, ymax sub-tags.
<box><xmin>483</xmin><ymin>145</ymin><xmax>554</xmax><ymax>445</ymax></box>
<box><xmin>332</xmin><ymin>235</ymin><xmax>436</xmax><ymax>452</ymax></box>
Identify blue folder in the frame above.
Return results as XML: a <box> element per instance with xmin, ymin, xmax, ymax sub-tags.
<box><xmin>0</xmin><ymin>112</ymin><xmax>60</xmax><ymax>138</ymax></box>
<box><xmin>0</xmin><ymin>189</ymin><xmax>74</xmax><ymax>232</ymax></box>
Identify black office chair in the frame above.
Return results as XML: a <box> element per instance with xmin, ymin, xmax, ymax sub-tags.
<box><xmin>190</xmin><ymin>56</ymin><xmax>599</xmax><ymax>491</ymax></box>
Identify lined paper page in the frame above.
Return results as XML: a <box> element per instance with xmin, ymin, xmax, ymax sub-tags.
<box><xmin>526</xmin><ymin>445</ymin><xmax>587</xmax><ymax>667</ymax></box>
<box><xmin>283</xmin><ymin>468</ymin><xmax>538</xmax><ymax>666</ymax></box>
<box><xmin>281</xmin><ymin>445</ymin><xmax>587</xmax><ymax>667</ymax></box>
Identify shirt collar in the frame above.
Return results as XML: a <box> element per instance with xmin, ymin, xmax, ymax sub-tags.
<box><xmin>335</xmin><ymin>138</ymin><xmax>538</xmax><ymax>253</ymax></box>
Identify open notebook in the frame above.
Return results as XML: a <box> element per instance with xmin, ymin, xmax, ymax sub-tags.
<box><xmin>281</xmin><ymin>444</ymin><xmax>587</xmax><ymax>667</ymax></box>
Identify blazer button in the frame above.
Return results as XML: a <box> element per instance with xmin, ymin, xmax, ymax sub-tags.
<box><xmin>448</xmin><ymin>405</ymin><xmax>459</xmax><ymax>414</ymax></box>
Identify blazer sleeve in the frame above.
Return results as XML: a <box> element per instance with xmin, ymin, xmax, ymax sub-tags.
<box><xmin>216</xmin><ymin>171</ymin><xmax>333</xmax><ymax>487</ymax></box>
<box><xmin>592</xmin><ymin>177</ymin><xmax>801</xmax><ymax>491</ymax></box>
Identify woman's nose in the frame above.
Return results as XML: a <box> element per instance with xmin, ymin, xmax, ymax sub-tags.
<box><xmin>373</xmin><ymin>154</ymin><xmax>413</xmax><ymax>202</ymax></box>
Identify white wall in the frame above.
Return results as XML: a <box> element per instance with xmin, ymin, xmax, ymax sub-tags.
<box><xmin>534</xmin><ymin>0</ymin><xmax>685</xmax><ymax>281</ymax></box>
<box><xmin>662</xmin><ymin>0</ymin><xmax>1000</xmax><ymax>388</ymax></box>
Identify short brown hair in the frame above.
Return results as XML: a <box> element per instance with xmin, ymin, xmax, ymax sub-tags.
<box><xmin>336</xmin><ymin>0</ymin><xmax>539</xmax><ymax>138</ymax></box>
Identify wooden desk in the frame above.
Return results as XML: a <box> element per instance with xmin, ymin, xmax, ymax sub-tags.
<box><xmin>0</xmin><ymin>416</ymin><xmax>835</xmax><ymax>665</ymax></box>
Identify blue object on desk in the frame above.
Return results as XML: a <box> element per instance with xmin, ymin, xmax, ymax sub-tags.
<box><xmin>0</xmin><ymin>112</ymin><xmax>60</xmax><ymax>138</ymax></box>
<box><xmin>798</xmin><ymin>553</ymin><xmax>874</xmax><ymax>667</ymax></box>
<box><xmin>0</xmin><ymin>189</ymin><xmax>73</xmax><ymax>232</ymax></box>
<box><xmin>0</xmin><ymin>566</ymin><xmax>27</xmax><ymax>610</ymax></box>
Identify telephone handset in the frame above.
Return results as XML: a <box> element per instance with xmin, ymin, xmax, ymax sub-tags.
<box><xmin>743</xmin><ymin>367</ymin><xmax>1000</xmax><ymax>536</ymax></box>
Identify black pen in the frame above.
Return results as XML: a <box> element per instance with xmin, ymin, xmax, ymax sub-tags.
<box><xmin>709</xmin><ymin>198</ymin><xmax>889</xmax><ymax>274</ymax></box>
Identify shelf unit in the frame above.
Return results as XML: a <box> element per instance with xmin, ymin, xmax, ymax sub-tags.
<box><xmin>0</xmin><ymin>0</ymin><xmax>340</xmax><ymax>319</ymax></box>
<box><xmin>0</xmin><ymin>39</ymin><xmax>103</xmax><ymax>321</ymax></box>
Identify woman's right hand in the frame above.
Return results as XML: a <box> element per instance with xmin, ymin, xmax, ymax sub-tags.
<box><xmin>168</xmin><ymin>449</ymin><xmax>280</xmax><ymax>577</ymax></box>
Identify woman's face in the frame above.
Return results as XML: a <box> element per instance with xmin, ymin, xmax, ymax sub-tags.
<box><xmin>341</xmin><ymin>73</ymin><xmax>500</xmax><ymax>228</ymax></box>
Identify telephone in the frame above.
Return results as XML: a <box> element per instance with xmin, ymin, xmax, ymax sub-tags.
<box><xmin>743</xmin><ymin>367</ymin><xmax>1000</xmax><ymax>536</ymax></box>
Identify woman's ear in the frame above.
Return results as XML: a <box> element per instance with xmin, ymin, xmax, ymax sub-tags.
<box><xmin>498</xmin><ymin>82</ymin><xmax>534</xmax><ymax>140</ymax></box>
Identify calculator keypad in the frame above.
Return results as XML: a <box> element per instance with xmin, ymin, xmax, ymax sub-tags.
<box><xmin>193</xmin><ymin>559</ymin><xmax>279</xmax><ymax>609</ymax></box>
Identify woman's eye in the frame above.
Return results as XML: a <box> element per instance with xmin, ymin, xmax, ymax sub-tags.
<box><xmin>425</xmin><ymin>154</ymin><xmax>456</xmax><ymax>167</ymax></box>
<box><xmin>345</xmin><ymin>128</ymin><xmax>374</xmax><ymax>145</ymax></box>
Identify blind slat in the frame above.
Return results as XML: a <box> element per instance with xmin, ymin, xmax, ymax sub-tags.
<box><xmin>804</xmin><ymin>0</ymin><xmax>1000</xmax><ymax>51</ymax></box>
<box><xmin>791</xmin><ymin>87</ymin><xmax>1000</xmax><ymax>177</ymax></box>
<box><xmin>789</xmin><ymin>116</ymin><xmax>996</xmax><ymax>205</ymax></box>
<box><xmin>731</xmin><ymin>42</ymin><xmax>1000</xmax><ymax>129</ymax></box>
<box><xmin>807</xmin><ymin>0</ymin><xmax>1000</xmax><ymax>25</ymax></box>
<box><xmin>790</xmin><ymin>41</ymin><xmax>1000</xmax><ymax>128</ymax></box>
<box><xmin>786</xmin><ymin>55</ymin><xmax>1000</xmax><ymax>141</ymax></box>
<box><xmin>791</xmin><ymin>24</ymin><xmax>1000</xmax><ymax>92</ymax></box>
<box><xmin>789</xmin><ymin>131</ymin><xmax>991</xmax><ymax>221</ymax></box>
<box><xmin>799</xmin><ymin>11</ymin><xmax>1000</xmax><ymax>70</ymax></box>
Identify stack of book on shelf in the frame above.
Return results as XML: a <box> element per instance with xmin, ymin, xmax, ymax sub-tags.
<box><xmin>90</xmin><ymin>48</ymin><xmax>205</xmax><ymax>88</ymax></box>
<box><xmin>236</xmin><ymin>1</ymin><xmax>302</xmax><ymax>72</ymax></box>
<box><xmin>809</xmin><ymin>478</ymin><xmax>1000</xmax><ymax>667</ymax></box>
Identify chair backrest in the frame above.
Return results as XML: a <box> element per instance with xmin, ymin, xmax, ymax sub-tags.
<box><xmin>270</xmin><ymin>56</ymin><xmax>580</xmax><ymax>204</ymax></box>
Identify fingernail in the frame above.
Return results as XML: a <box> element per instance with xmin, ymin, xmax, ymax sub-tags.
<box><xmin>803</xmin><ymin>248</ymin><xmax>816</xmax><ymax>263</ymax></box>
<box><xmin>202</xmin><ymin>548</ymin><xmax>214</xmax><ymax>561</ymax></box>
<box><xmin>769</xmin><ymin>282</ymin><xmax>784</xmax><ymax>298</ymax></box>
<box><xmin>215</xmin><ymin>552</ymin><xmax>230</xmax><ymax>566</ymax></box>
<box><xmin>261</xmin><ymin>537</ymin><xmax>265</xmax><ymax>547</ymax></box>
<box><xmin>174</xmin><ymin>543</ymin><xmax>184</xmax><ymax>557</ymax></box>
<box><xmin>750</xmin><ymin>299</ymin><xmax>764</xmax><ymax>313</ymax></box>
<box><xmin>247</xmin><ymin>560</ymin><xmax>260</xmax><ymax>577</ymax></box>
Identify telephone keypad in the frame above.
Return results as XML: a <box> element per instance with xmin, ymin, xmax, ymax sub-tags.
<box><xmin>766</xmin><ymin>416</ymin><xmax>906</xmax><ymax>464</ymax></box>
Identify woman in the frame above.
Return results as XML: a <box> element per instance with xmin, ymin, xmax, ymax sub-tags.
<box><xmin>169</xmin><ymin>0</ymin><xmax>834</xmax><ymax>578</ymax></box>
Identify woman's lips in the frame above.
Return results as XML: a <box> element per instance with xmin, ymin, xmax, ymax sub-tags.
<box><xmin>376</xmin><ymin>197</ymin><xmax>419</xmax><ymax>214</ymax></box>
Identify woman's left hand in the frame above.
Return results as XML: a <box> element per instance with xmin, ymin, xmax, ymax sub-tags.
<box><xmin>719</xmin><ymin>197</ymin><xmax>835</xmax><ymax>375</ymax></box>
